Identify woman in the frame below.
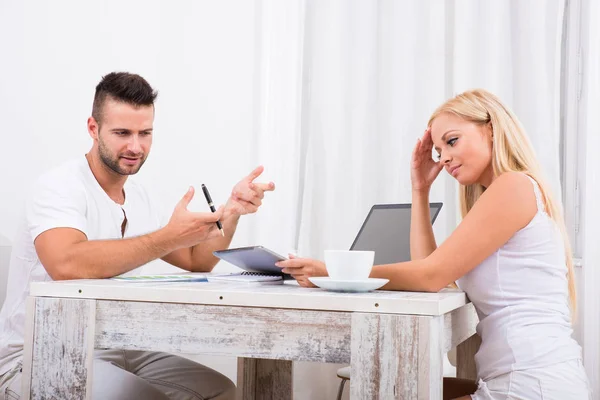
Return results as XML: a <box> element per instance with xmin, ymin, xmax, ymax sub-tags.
<box><xmin>276</xmin><ymin>89</ymin><xmax>591</xmax><ymax>399</ymax></box>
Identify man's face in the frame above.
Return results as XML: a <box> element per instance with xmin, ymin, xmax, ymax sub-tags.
<box><xmin>94</xmin><ymin>99</ymin><xmax>154</xmax><ymax>176</ymax></box>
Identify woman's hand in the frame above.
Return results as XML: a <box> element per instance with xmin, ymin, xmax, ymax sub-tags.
<box><xmin>411</xmin><ymin>128</ymin><xmax>443</xmax><ymax>192</ymax></box>
<box><xmin>275</xmin><ymin>254</ymin><xmax>327</xmax><ymax>287</ymax></box>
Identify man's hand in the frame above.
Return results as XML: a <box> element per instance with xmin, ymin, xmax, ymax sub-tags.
<box><xmin>224</xmin><ymin>166</ymin><xmax>275</xmax><ymax>218</ymax></box>
<box><xmin>276</xmin><ymin>254</ymin><xmax>328</xmax><ymax>287</ymax></box>
<box><xmin>165</xmin><ymin>186</ymin><xmax>225</xmax><ymax>249</ymax></box>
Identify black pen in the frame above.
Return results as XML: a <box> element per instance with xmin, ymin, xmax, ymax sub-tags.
<box><xmin>201</xmin><ymin>184</ymin><xmax>225</xmax><ymax>237</ymax></box>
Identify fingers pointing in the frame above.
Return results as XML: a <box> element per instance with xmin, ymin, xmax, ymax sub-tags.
<box><xmin>250</xmin><ymin>182</ymin><xmax>275</xmax><ymax>192</ymax></box>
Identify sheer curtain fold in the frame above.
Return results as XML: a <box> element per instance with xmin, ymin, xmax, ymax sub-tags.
<box><xmin>242</xmin><ymin>0</ymin><xmax>307</xmax><ymax>257</ymax></box>
<box><xmin>297</xmin><ymin>1</ymin><xmax>450</xmax><ymax>260</ymax></box>
<box><xmin>452</xmin><ymin>0</ymin><xmax>565</xmax><ymax>198</ymax></box>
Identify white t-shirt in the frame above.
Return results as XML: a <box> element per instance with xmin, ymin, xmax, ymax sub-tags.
<box><xmin>0</xmin><ymin>157</ymin><xmax>168</xmax><ymax>375</ymax></box>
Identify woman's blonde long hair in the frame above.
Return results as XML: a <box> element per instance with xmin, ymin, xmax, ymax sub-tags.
<box><xmin>428</xmin><ymin>89</ymin><xmax>576</xmax><ymax>314</ymax></box>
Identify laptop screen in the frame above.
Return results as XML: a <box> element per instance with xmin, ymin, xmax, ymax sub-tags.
<box><xmin>349</xmin><ymin>203</ymin><xmax>442</xmax><ymax>265</ymax></box>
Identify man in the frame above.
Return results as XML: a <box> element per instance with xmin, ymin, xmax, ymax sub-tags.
<box><xmin>0</xmin><ymin>72</ymin><xmax>275</xmax><ymax>399</ymax></box>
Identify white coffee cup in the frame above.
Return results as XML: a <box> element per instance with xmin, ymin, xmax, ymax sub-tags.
<box><xmin>324</xmin><ymin>250</ymin><xmax>375</xmax><ymax>281</ymax></box>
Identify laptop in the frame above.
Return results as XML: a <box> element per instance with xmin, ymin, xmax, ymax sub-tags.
<box><xmin>349</xmin><ymin>203</ymin><xmax>443</xmax><ymax>265</ymax></box>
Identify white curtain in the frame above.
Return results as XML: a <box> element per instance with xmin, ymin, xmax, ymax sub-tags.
<box><xmin>249</xmin><ymin>1</ymin><xmax>565</xmax><ymax>398</ymax></box>
<box><xmin>579</xmin><ymin>0</ymin><xmax>600</xmax><ymax>394</ymax></box>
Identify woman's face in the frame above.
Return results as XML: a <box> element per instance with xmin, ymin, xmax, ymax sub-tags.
<box><xmin>430</xmin><ymin>112</ymin><xmax>494</xmax><ymax>187</ymax></box>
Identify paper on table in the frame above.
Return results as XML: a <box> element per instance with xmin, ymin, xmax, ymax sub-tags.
<box><xmin>111</xmin><ymin>273</ymin><xmax>208</xmax><ymax>283</ymax></box>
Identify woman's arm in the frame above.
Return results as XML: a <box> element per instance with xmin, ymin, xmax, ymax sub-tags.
<box><xmin>410</xmin><ymin>128</ymin><xmax>443</xmax><ymax>260</ymax></box>
<box><xmin>410</xmin><ymin>189</ymin><xmax>437</xmax><ymax>260</ymax></box>
<box><xmin>371</xmin><ymin>172</ymin><xmax>538</xmax><ymax>291</ymax></box>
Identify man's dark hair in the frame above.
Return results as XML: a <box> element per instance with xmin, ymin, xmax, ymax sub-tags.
<box><xmin>92</xmin><ymin>72</ymin><xmax>158</xmax><ymax>125</ymax></box>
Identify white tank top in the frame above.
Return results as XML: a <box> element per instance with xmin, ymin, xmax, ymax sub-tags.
<box><xmin>457</xmin><ymin>175</ymin><xmax>582</xmax><ymax>381</ymax></box>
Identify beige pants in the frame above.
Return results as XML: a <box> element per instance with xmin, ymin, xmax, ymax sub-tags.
<box><xmin>1</xmin><ymin>350</ymin><xmax>236</xmax><ymax>400</ymax></box>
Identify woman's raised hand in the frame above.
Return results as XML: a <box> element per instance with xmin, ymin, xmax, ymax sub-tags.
<box><xmin>410</xmin><ymin>127</ymin><xmax>443</xmax><ymax>192</ymax></box>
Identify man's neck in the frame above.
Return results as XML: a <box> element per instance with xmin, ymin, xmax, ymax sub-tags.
<box><xmin>85</xmin><ymin>152</ymin><xmax>127</xmax><ymax>205</ymax></box>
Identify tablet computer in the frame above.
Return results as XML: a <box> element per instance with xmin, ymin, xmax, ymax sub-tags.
<box><xmin>213</xmin><ymin>246</ymin><xmax>291</xmax><ymax>278</ymax></box>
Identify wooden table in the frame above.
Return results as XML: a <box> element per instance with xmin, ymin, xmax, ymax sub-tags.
<box><xmin>21</xmin><ymin>280</ymin><xmax>479</xmax><ymax>399</ymax></box>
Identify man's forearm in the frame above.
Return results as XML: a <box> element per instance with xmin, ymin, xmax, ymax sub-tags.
<box><xmin>58</xmin><ymin>228</ymin><xmax>179</xmax><ymax>280</ymax></box>
<box><xmin>188</xmin><ymin>214</ymin><xmax>241</xmax><ymax>272</ymax></box>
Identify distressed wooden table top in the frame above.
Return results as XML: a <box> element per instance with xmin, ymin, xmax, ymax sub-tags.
<box><xmin>29</xmin><ymin>279</ymin><xmax>468</xmax><ymax>316</ymax></box>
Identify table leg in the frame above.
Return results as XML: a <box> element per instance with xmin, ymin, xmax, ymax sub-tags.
<box><xmin>457</xmin><ymin>333</ymin><xmax>481</xmax><ymax>381</ymax></box>
<box><xmin>22</xmin><ymin>297</ymin><xmax>96</xmax><ymax>400</ymax></box>
<box><xmin>237</xmin><ymin>357</ymin><xmax>293</xmax><ymax>400</ymax></box>
<box><xmin>350</xmin><ymin>313</ymin><xmax>444</xmax><ymax>399</ymax></box>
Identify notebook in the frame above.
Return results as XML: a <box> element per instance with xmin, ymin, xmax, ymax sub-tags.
<box><xmin>207</xmin><ymin>271</ymin><xmax>284</xmax><ymax>285</ymax></box>
<box><xmin>211</xmin><ymin>246</ymin><xmax>288</xmax><ymax>283</ymax></box>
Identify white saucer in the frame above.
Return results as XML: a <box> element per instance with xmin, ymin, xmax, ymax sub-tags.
<box><xmin>308</xmin><ymin>277</ymin><xmax>389</xmax><ymax>293</ymax></box>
